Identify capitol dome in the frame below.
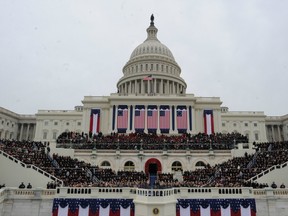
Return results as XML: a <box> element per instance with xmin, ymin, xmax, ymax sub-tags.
<box><xmin>129</xmin><ymin>31</ymin><xmax>175</xmax><ymax>61</ymax></box>
<box><xmin>117</xmin><ymin>15</ymin><xmax>187</xmax><ymax>96</ymax></box>
<box><xmin>128</xmin><ymin>14</ymin><xmax>176</xmax><ymax>63</ymax></box>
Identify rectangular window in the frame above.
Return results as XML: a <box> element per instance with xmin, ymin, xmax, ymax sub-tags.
<box><xmin>44</xmin><ymin>121</ymin><xmax>49</xmax><ymax>126</ymax></box>
<box><xmin>255</xmin><ymin>133</ymin><xmax>259</xmax><ymax>141</ymax></box>
<box><xmin>43</xmin><ymin>132</ymin><xmax>48</xmax><ymax>139</ymax></box>
<box><xmin>246</xmin><ymin>134</ymin><xmax>249</xmax><ymax>140</ymax></box>
<box><xmin>254</xmin><ymin>123</ymin><xmax>257</xmax><ymax>127</ymax></box>
<box><xmin>54</xmin><ymin>122</ymin><xmax>58</xmax><ymax>126</ymax></box>
<box><xmin>53</xmin><ymin>132</ymin><xmax>57</xmax><ymax>139</ymax></box>
<box><xmin>222</xmin><ymin>123</ymin><xmax>226</xmax><ymax>127</ymax></box>
<box><xmin>245</xmin><ymin>123</ymin><xmax>248</xmax><ymax>127</ymax></box>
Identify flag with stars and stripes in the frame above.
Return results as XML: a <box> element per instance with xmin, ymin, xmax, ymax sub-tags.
<box><xmin>159</xmin><ymin>105</ymin><xmax>170</xmax><ymax>133</ymax></box>
<box><xmin>147</xmin><ymin>105</ymin><xmax>158</xmax><ymax>132</ymax></box>
<box><xmin>176</xmin><ymin>198</ymin><xmax>256</xmax><ymax>216</ymax></box>
<box><xmin>176</xmin><ymin>106</ymin><xmax>187</xmax><ymax>132</ymax></box>
<box><xmin>117</xmin><ymin>105</ymin><xmax>128</xmax><ymax>133</ymax></box>
<box><xmin>134</xmin><ymin>105</ymin><xmax>145</xmax><ymax>131</ymax></box>
<box><xmin>89</xmin><ymin>109</ymin><xmax>101</xmax><ymax>135</ymax></box>
<box><xmin>52</xmin><ymin>198</ymin><xmax>134</xmax><ymax>216</ymax></box>
<box><xmin>204</xmin><ymin>110</ymin><xmax>214</xmax><ymax>135</ymax></box>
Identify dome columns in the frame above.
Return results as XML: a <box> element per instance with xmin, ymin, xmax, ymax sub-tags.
<box><xmin>118</xmin><ymin>78</ymin><xmax>186</xmax><ymax>95</ymax></box>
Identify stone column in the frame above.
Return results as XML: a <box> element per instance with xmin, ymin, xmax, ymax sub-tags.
<box><xmin>271</xmin><ymin>125</ymin><xmax>275</xmax><ymax>142</ymax></box>
<box><xmin>153</xmin><ymin>78</ymin><xmax>157</xmax><ymax>94</ymax></box>
<box><xmin>277</xmin><ymin>125</ymin><xmax>281</xmax><ymax>142</ymax></box>
<box><xmin>32</xmin><ymin>124</ymin><xmax>36</xmax><ymax>141</ymax></box>
<box><xmin>157</xmin><ymin>105</ymin><xmax>160</xmax><ymax>134</ymax></box>
<box><xmin>124</xmin><ymin>82</ymin><xmax>127</xmax><ymax>93</ymax></box>
<box><xmin>186</xmin><ymin>106</ymin><xmax>190</xmax><ymax>133</ymax></box>
<box><xmin>174</xmin><ymin>106</ymin><xmax>177</xmax><ymax>132</ymax></box>
<box><xmin>26</xmin><ymin>124</ymin><xmax>30</xmax><ymax>140</ymax></box>
<box><xmin>169</xmin><ymin>105</ymin><xmax>173</xmax><ymax>134</ymax></box>
<box><xmin>135</xmin><ymin>80</ymin><xmax>138</xmax><ymax>94</ymax></box>
<box><xmin>132</xmin><ymin>105</ymin><xmax>135</xmax><ymax>133</ymax></box>
<box><xmin>172</xmin><ymin>81</ymin><xmax>176</xmax><ymax>94</ymax></box>
<box><xmin>144</xmin><ymin>105</ymin><xmax>148</xmax><ymax>133</ymax></box>
<box><xmin>114</xmin><ymin>106</ymin><xmax>118</xmax><ymax>132</ymax></box>
<box><xmin>19</xmin><ymin>123</ymin><xmax>23</xmax><ymax>140</ymax></box>
<box><xmin>128</xmin><ymin>81</ymin><xmax>131</xmax><ymax>94</ymax></box>
<box><xmin>148</xmin><ymin>80</ymin><xmax>151</xmax><ymax>94</ymax></box>
<box><xmin>141</xmin><ymin>80</ymin><xmax>144</xmax><ymax>94</ymax></box>
<box><xmin>127</xmin><ymin>106</ymin><xmax>131</xmax><ymax>133</ymax></box>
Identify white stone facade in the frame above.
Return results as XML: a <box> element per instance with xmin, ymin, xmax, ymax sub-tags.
<box><xmin>0</xmin><ymin>107</ymin><xmax>36</xmax><ymax>140</ymax></box>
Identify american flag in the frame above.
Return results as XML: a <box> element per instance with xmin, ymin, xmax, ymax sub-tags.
<box><xmin>176</xmin><ymin>106</ymin><xmax>187</xmax><ymax>130</ymax></box>
<box><xmin>89</xmin><ymin>109</ymin><xmax>100</xmax><ymax>135</ymax></box>
<box><xmin>147</xmin><ymin>105</ymin><xmax>158</xmax><ymax>130</ymax></box>
<box><xmin>204</xmin><ymin>110</ymin><xmax>214</xmax><ymax>135</ymax></box>
<box><xmin>52</xmin><ymin>198</ymin><xmax>134</xmax><ymax>216</ymax></box>
<box><xmin>143</xmin><ymin>75</ymin><xmax>153</xmax><ymax>81</ymax></box>
<box><xmin>159</xmin><ymin>105</ymin><xmax>170</xmax><ymax>130</ymax></box>
<box><xmin>117</xmin><ymin>106</ymin><xmax>128</xmax><ymax>130</ymax></box>
<box><xmin>176</xmin><ymin>198</ymin><xmax>256</xmax><ymax>216</ymax></box>
<box><xmin>134</xmin><ymin>105</ymin><xmax>145</xmax><ymax>130</ymax></box>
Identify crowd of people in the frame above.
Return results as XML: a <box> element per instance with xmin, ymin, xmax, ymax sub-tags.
<box><xmin>1</xmin><ymin>138</ymin><xmax>287</xmax><ymax>189</ymax></box>
<box><xmin>181</xmin><ymin>141</ymin><xmax>288</xmax><ymax>188</ymax></box>
<box><xmin>56</xmin><ymin>131</ymin><xmax>248</xmax><ymax>150</ymax></box>
<box><xmin>0</xmin><ymin>139</ymin><xmax>51</xmax><ymax>170</ymax></box>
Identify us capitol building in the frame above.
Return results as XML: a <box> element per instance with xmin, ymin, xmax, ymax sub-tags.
<box><xmin>1</xmin><ymin>15</ymin><xmax>288</xmax><ymax>216</ymax></box>
<box><xmin>1</xmin><ymin>16</ymin><xmax>287</xmax><ymax>145</ymax></box>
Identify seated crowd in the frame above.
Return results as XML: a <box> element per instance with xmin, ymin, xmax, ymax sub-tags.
<box><xmin>0</xmin><ymin>138</ymin><xmax>287</xmax><ymax>189</ymax></box>
<box><xmin>56</xmin><ymin>131</ymin><xmax>248</xmax><ymax>150</ymax></box>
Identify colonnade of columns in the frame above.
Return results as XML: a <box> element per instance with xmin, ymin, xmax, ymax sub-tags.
<box><xmin>118</xmin><ymin>78</ymin><xmax>185</xmax><ymax>95</ymax></box>
<box><xmin>0</xmin><ymin>130</ymin><xmax>13</xmax><ymax>140</ymax></box>
<box><xmin>112</xmin><ymin>104</ymin><xmax>192</xmax><ymax>134</ymax></box>
<box><xmin>17</xmin><ymin>123</ymin><xmax>36</xmax><ymax>141</ymax></box>
<box><xmin>266</xmin><ymin>125</ymin><xmax>283</xmax><ymax>142</ymax></box>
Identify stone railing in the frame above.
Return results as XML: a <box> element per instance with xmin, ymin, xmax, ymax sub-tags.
<box><xmin>253</xmin><ymin>188</ymin><xmax>288</xmax><ymax>197</ymax></box>
<box><xmin>53</xmin><ymin>187</ymin><xmax>254</xmax><ymax>199</ymax></box>
<box><xmin>56</xmin><ymin>187</ymin><xmax>134</xmax><ymax>198</ymax></box>
<box><xmin>1</xmin><ymin>187</ymin><xmax>288</xmax><ymax>201</ymax></box>
<box><xmin>1</xmin><ymin>188</ymin><xmax>56</xmax><ymax>200</ymax></box>
<box><xmin>0</xmin><ymin>188</ymin><xmax>6</xmax><ymax>203</ymax></box>
<box><xmin>249</xmin><ymin>161</ymin><xmax>288</xmax><ymax>182</ymax></box>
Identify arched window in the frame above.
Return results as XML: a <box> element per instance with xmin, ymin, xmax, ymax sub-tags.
<box><xmin>101</xmin><ymin>161</ymin><xmax>111</xmax><ymax>167</ymax></box>
<box><xmin>124</xmin><ymin>161</ymin><xmax>135</xmax><ymax>171</ymax></box>
<box><xmin>171</xmin><ymin>161</ymin><xmax>182</xmax><ymax>171</ymax></box>
<box><xmin>195</xmin><ymin>161</ymin><xmax>206</xmax><ymax>167</ymax></box>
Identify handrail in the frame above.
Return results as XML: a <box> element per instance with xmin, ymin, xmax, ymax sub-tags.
<box><xmin>0</xmin><ymin>149</ymin><xmax>63</xmax><ymax>186</ymax></box>
<box><xmin>249</xmin><ymin>161</ymin><xmax>288</xmax><ymax>182</ymax></box>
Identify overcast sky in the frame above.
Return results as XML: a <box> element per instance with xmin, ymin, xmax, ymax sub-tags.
<box><xmin>0</xmin><ymin>0</ymin><xmax>287</xmax><ymax>116</ymax></box>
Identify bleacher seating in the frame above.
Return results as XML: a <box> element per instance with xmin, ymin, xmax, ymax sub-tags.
<box><xmin>1</xmin><ymin>138</ymin><xmax>287</xmax><ymax>189</ymax></box>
